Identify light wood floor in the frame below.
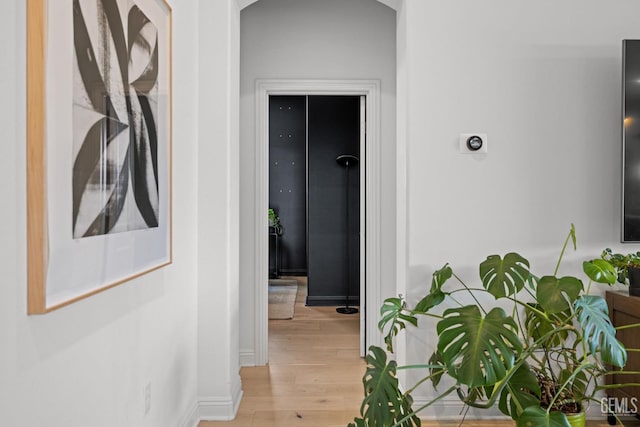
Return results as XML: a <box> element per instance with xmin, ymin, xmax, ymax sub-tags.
<box><xmin>199</xmin><ymin>278</ymin><xmax>640</xmax><ymax>427</ymax></box>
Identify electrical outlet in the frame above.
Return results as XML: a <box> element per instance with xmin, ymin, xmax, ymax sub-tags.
<box><xmin>144</xmin><ymin>383</ymin><xmax>151</xmax><ymax>415</ymax></box>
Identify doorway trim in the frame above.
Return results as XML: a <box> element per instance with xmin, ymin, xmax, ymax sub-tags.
<box><xmin>254</xmin><ymin>79</ymin><xmax>382</xmax><ymax>365</ymax></box>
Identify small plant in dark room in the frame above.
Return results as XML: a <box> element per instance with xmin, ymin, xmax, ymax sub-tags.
<box><xmin>268</xmin><ymin>208</ymin><xmax>283</xmax><ymax>234</ymax></box>
<box><xmin>349</xmin><ymin>225</ymin><xmax>639</xmax><ymax>427</ymax></box>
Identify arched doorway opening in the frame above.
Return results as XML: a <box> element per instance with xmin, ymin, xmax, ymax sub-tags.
<box><xmin>236</xmin><ymin>0</ymin><xmax>406</xmax><ymax>367</ymax></box>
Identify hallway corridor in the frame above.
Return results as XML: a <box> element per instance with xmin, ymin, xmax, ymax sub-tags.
<box><xmin>200</xmin><ymin>278</ymin><xmax>363</xmax><ymax>426</ymax></box>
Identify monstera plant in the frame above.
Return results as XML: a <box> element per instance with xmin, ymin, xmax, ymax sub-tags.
<box><xmin>349</xmin><ymin>225</ymin><xmax>638</xmax><ymax>427</ymax></box>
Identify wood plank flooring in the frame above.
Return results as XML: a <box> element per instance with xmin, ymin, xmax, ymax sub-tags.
<box><xmin>199</xmin><ymin>277</ymin><xmax>640</xmax><ymax>427</ymax></box>
<box><xmin>201</xmin><ymin>278</ymin><xmax>362</xmax><ymax>427</ymax></box>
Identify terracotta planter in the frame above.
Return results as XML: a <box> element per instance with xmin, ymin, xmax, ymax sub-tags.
<box><xmin>628</xmin><ymin>266</ymin><xmax>640</xmax><ymax>296</ymax></box>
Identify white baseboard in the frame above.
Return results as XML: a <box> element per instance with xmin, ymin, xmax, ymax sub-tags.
<box><xmin>239</xmin><ymin>350</ymin><xmax>256</xmax><ymax>367</ymax></box>
<box><xmin>198</xmin><ymin>382</ymin><xmax>244</xmax><ymax>421</ymax></box>
<box><xmin>412</xmin><ymin>397</ymin><xmax>609</xmax><ymax>421</ymax></box>
<box><xmin>179</xmin><ymin>402</ymin><xmax>200</xmax><ymax>427</ymax></box>
<box><xmin>412</xmin><ymin>398</ymin><xmax>506</xmax><ymax>421</ymax></box>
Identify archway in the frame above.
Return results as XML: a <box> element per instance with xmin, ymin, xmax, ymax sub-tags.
<box><xmin>236</xmin><ymin>0</ymin><xmax>407</xmax><ymax>367</ymax></box>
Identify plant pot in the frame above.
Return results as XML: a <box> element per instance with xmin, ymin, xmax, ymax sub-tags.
<box><xmin>565</xmin><ymin>411</ymin><xmax>586</xmax><ymax>427</ymax></box>
<box><xmin>628</xmin><ymin>267</ymin><xmax>640</xmax><ymax>296</ymax></box>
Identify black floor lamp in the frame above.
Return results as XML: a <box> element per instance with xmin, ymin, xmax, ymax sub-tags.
<box><xmin>335</xmin><ymin>154</ymin><xmax>359</xmax><ymax>315</ymax></box>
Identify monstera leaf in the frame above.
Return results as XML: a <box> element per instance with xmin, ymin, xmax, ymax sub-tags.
<box><xmin>437</xmin><ymin>306</ymin><xmax>523</xmax><ymax>388</ymax></box>
<box><xmin>583</xmin><ymin>259</ymin><xmax>617</xmax><ymax>285</ymax></box>
<box><xmin>415</xmin><ymin>264</ymin><xmax>452</xmax><ymax>313</ymax></box>
<box><xmin>575</xmin><ymin>295</ymin><xmax>627</xmax><ymax>368</ymax></box>
<box><xmin>537</xmin><ymin>276</ymin><xmax>583</xmax><ymax>314</ymax></box>
<box><xmin>498</xmin><ymin>363</ymin><xmax>541</xmax><ymax>420</ymax></box>
<box><xmin>349</xmin><ymin>346</ymin><xmax>420</xmax><ymax>427</ymax></box>
<box><xmin>381</xmin><ymin>265</ymin><xmax>453</xmax><ymax>352</ymax></box>
<box><xmin>516</xmin><ymin>406</ymin><xmax>571</xmax><ymax>427</ymax></box>
<box><xmin>379</xmin><ymin>298</ymin><xmax>418</xmax><ymax>353</ymax></box>
<box><xmin>480</xmin><ymin>253</ymin><xmax>530</xmax><ymax>299</ymax></box>
<box><xmin>524</xmin><ymin>303</ymin><xmax>570</xmax><ymax>348</ymax></box>
<box><xmin>428</xmin><ymin>350</ymin><xmax>446</xmax><ymax>389</ymax></box>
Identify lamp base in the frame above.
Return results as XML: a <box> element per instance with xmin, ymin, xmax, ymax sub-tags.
<box><xmin>336</xmin><ymin>307</ymin><xmax>359</xmax><ymax>314</ymax></box>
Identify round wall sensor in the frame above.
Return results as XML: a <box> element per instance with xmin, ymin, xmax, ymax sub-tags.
<box><xmin>466</xmin><ymin>135</ymin><xmax>483</xmax><ymax>151</ymax></box>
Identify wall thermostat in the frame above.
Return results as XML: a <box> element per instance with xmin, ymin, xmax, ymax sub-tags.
<box><xmin>459</xmin><ymin>133</ymin><xmax>488</xmax><ymax>153</ymax></box>
<box><xmin>467</xmin><ymin>135</ymin><xmax>483</xmax><ymax>151</ymax></box>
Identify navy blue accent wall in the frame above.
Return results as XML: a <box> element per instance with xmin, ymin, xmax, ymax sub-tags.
<box><xmin>269</xmin><ymin>96</ymin><xmax>308</xmax><ymax>275</ymax></box>
<box><xmin>307</xmin><ymin>96</ymin><xmax>360</xmax><ymax>306</ymax></box>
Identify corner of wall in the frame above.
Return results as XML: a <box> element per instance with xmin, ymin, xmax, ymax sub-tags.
<box><xmin>179</xmin><ymin>401</ymin><xmax>201</xmax><ymax>427</ymax></box>
<box><xmin>239</xmin><ymin>349</ymin><xmax>256</xmax><ymax>367</ymax></box>
<box><xmin>198</xmin><ymin>384</ymin><xmax>244</xmax><ymax>421</ymax></box>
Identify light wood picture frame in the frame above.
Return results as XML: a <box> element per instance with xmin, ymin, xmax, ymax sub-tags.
<box><xmin>27</xmin><ymin>0</ymin><xmax>173</xmax><ymax>314</ymax></box>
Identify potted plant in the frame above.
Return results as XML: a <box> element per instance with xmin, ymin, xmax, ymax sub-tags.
<box><xmin>601</xmin><ymin>248</ymin><xmax>640</xmax><ymax>296</ymax></box>
<box><xmin>349</xmin><ymin>225</ymin><xmax>639</xmax><ymax>427</ymax></box>
<box><xmin>268</xmin><ymin>208</ymin><xmax>283</xmax><ymax>235</ymax></box>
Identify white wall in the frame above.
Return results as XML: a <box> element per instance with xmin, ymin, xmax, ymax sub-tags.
<box><xmin>0</xmin><ymin>1</ymin><xmax>205</xmax><ymax>425</ymax></box>
<box><xmin>238</xmin><ymin>0</ymin><xmax>397</xmax><ymax>364</ymax></box>
<box><xmin>400</xmin><ymin>0</ymin><xmax>640</xmax><ymax>418</ymax></box>
<box><xmin>8</xmin><ymin>0</ymin><xmax>640</xmax><ymax>424</ymax></box>
<box><xmin>197</xmin><ymin>0</ymin><xmax>243</xmax><ymax>419</ymax></box>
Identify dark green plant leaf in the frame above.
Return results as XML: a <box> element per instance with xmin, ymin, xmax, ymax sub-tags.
<box><xmin>415</xmin><ymin>265</ymin><xmax>452</xmax><ymax>313</ymax></box>
<box><xmin>379</xmin><ymin>298</ymin><xmax>418</xmax><ymax>353</ymax></box>
<box><xmin>498</xmin><ymin>364</ymin><xmax>541</xmax><ymax>420</ymax></box>
<box><xmin>575</xmin><ymin>295</ymin><xmax>627</xmax><ymax>368</ymax></box>
<box><xmin>524</xmin><ymin>303</ymin><xmax>570</xmax><ymax>348</ymax></box>
<box><xmin>414</xmin><ymin>292</ymin><xmax>445</xmax><ymax>314</ymax></box>
<box><xmin>558</xmin><ymin>368</ymin><xmax>588</xmax><ymax>403</ymax></box>
<box><xmin>462</xmin><ymin>385</ymin><xmax>489</xmax><ymax>406</ymax></box>
<box><xmin>431</xmin><ymin>264</ymin><xmax>452</xmax><ymax>292</ymax></box>
<box><xmin>437</xmin><ymin>306</ymin><xmax>523</xmax><ymax>388</ymax></box>
<box><xmin>537</xmin><ymin>276</ymin><xmax>583</xmax><ymax>314</ymax></box>
<box><xmin>516</xmin><ymin>406</ymin><xmax>571</xmax><ymax>427</ymax></box>
<box><xmin>583</xmin><ymin>259</ymin><xmax>617</xmax><ymax>285</ymax></box>
<box><xmin>480</xmin><ymin>253</ymin><xmax>530</xmax><ymax>299</ymax></box>
<box><xmin>354</xmin><ymin>346</ymin><xmax>420</xmax><ymax>427</ymax></box>
<box><xmin>428</xmin><ymin>350</ymin><xmax>446</xmax><ymax>389</ymax></box>
<box><xmin>526</xmin><ymin>274</ymin><xmax>539</xmax><ymax>291</ymax></box>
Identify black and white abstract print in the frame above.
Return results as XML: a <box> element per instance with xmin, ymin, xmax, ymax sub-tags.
<box><xmin>73</xmin><ymin>0</ymin><xmax>160</xmax><ymax>238</ymax></box>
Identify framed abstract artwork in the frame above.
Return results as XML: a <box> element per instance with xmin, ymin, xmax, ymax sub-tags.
<box><xmin>27</xmin><ymin>0</ymin><xmax>172</xmax><ymax>314</ymax></box>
